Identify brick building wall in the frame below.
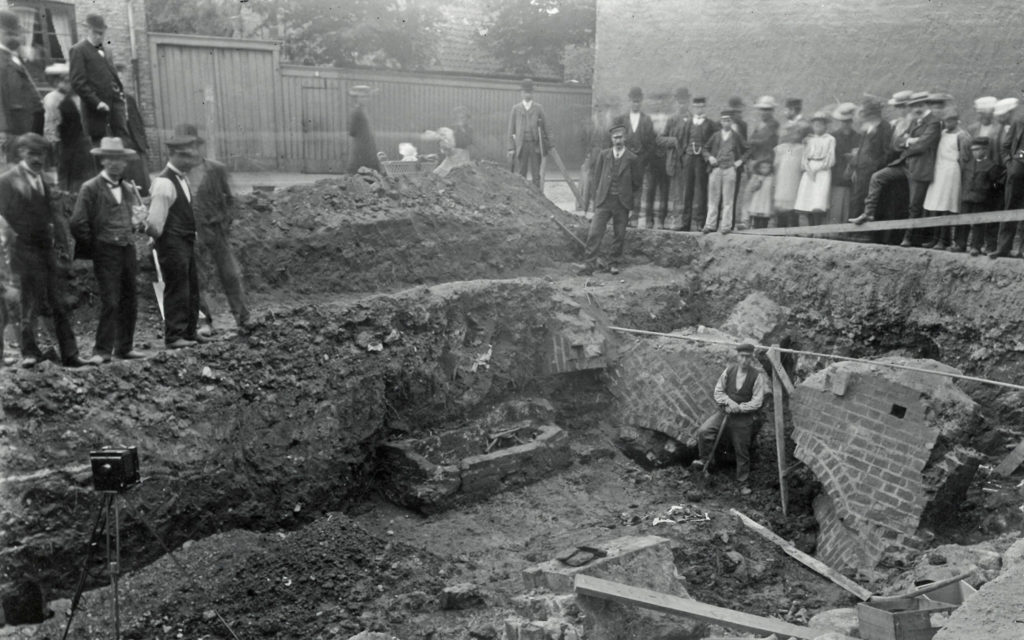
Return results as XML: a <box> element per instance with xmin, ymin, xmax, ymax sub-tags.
<box><xmin>594</xmin><ymin>0</ymin><xmax>1024</xmax><ymax>119</ymax></box>
<box><xmin>792</xmin><ymin>365</ymin><xmax>938</xmax><ymax>573</ymax></box>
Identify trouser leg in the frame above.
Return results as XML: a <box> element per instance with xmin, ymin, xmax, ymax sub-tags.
<box><xmin>157</xmin><ymin>235</ymin><xmax>199</xmax><ymax>344</ymax></box>
<box><xmin>906</xmin><ymin>178</ymin><xmax>930</xmax><ymax>244</ymax></box>
<box><xmin>583</xmin><ymin>205</ymin><xmax>613</xmax><ymax>264</ymax></box>
<box><xmin>92</xmin><ymin>242</ymin><xmax>122</xmax><ymax>356</ymax></box>
<box><xmin>608</xmin><ymin>201</ymin><xmax>629</xmax><ymax>260</ymax></box>
<box><xmin>728</xmin><ymin>418</ymin><xmax>754</xmax><ymax>483</ymax></box>
<box><xmin>696</xmin><ymin>411</ymin><xmax>724</xmax><ymax>462</ymax></box>
<box><xmin>705</xmin><ymin>167</ymin><xmax>723</xmax><ymax>231</ymax></box>
<box><xmin>720</xmin><ymin>166</ymin><xmax>737</xmax><ymax>230</ymax></box>
<box><xmin>117</xmin><ymin>244</ymin><xmax>138</xmax><ymax>354</ymax></box>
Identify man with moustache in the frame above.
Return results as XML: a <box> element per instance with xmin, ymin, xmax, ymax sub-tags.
<box><xmin>580</xmin><ymin>123</ymin><xmax>643</xmax><ymax>275</ymax></box>
<box><xmin>0</xmin><ymin>10</ymin><xmax>43</xmax><ymax>162</ymax></box>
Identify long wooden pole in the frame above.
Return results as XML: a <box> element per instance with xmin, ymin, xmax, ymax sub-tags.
<box><xmin>772</xmin><ymin>368</ymin><xmax>788</xmax><ymax>516</ymax></box>
<box><xmin>740</xmin><ymin>207</ymin><xmax>1024</xmax><ymax>237</ymax></box>
<box><xmin>607</xmin><ymin>326</ymin><xmax>1024</xmax><ymax>393</ymax></box>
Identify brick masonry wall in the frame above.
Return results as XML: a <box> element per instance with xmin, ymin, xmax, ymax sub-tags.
<box><xmin>594</xmin><ymin>0</ymin><xmax>1024</xmax><ymax>118</ymax></box>
<box><xmin>67</xmin><ymin>0</ymin><xmax>155</xmax><ymax>153</ymax></box>
<box><xmin>793</xmin><ymin>369</ymin><xmax>937</xmax><ymax>572</ymax></box>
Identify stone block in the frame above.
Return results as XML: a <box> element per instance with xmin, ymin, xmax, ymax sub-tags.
<box><xmin>807</xmin><ymin>607</ymin><xmax>860</xmax><ymax>637</ymax></box>
<box><xmin>719</xmin><ymin>291</ymin><xmax>791</xmax><ymax>343</ymax></box>
<box><xmin>522</xmin><ymin>535</ymin><xmax>680</xmax><ymax>595</ymax></box>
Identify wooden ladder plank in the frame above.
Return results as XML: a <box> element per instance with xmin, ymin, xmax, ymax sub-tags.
<box><xmin>772</xmin><ymin>370</ymin><xmax>789</xmax><ymax>517</ymax></box>
<box><xmin>730</xmin><ymin>509</ymin><xmax>874</xmax><ymax>601</ymax></box>
<box><xmin>574</xmin><ymin>574</ymin><xmax>850</xmax><ymax>639</ymax></box>
<box><xmin>994</xmin><ymin>439</ymin><xmax>1024</xmax><ymax>477</ymax></box>
<box><xmin>740</xmin><ymin>207</ymin><xmax>1024</xmax><ymax>237</ymax></box>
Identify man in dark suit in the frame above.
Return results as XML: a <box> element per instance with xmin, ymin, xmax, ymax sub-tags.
<box><xmin>667</xmin><ymin>96</ymin><xmax>716</xmax><ymax>231</ymax></box>
<box><xmin>849</xmin><ymin>97</ymin><xmax>895</xmax><ymax>242</ymax></box>
<box><xmin>0</xmin><ymin>11</ymin><xmax>43</xmax><ymax>162</ymax></box>
<box><xmin>619</xmin><ymin>87</ymin><xmax>659</xmax><ymax>226</ymax></box>
<box><xmin>657</xmin><ymin>87</ymin><xmax>690</xmax><ymax>230</ymax></box>
<box><xmin>994</xmin><ymin>100</ymin><xmax>1024</xmax><ymax>258</ymax></box>
<box><xmin>853</xmin><ymin>92</ymin><xmax>942</xmax><ymax>247</ymax></box>
<box><xmin>507</xmin><ymin>78</ymin><xmax>553</xmax><ymax>189</ymax></box>
<box><xmin>69</xmin><ymin>13</ymin><xmax>129</xmax><ymax>144</ymax></box>
<box><xmin>580</xmin><ymin>124</ymin><xmax>643</xmax><ymax>275</ymax></box>
<box><xmin>0</xmin><ymin>134</ymin><xmax>90</xmax><ymax>368</ymax></box>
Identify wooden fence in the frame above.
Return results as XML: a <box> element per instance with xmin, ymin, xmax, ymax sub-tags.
<box><xmin>148</xmin><ymin>33</ymin><xmax>592</xmax><ymax>173</ymax></box>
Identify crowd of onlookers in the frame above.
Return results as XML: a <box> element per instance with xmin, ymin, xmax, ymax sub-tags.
<box><xmin>0</xmin><ymin>10</ymin><xmax>250</xmax><ymax>369</ymax></box>
<box><xmin>578</xmin><ymin>86</ymin><xmax>1023</xmax><ymax>257</ymax></box>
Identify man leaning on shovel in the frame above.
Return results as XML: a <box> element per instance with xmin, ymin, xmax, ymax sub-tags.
<box><xmin>691</xmin><ymin>343</ymin><xmax>766</xmax><ymax>495</ymax></box>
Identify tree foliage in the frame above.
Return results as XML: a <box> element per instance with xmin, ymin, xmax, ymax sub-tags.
<box><xmin>145</xmin><ymin>0</ymin><xmax>442</xmax><ymax>70</ymax></box>
<box><xmin>478</xmin><ymin>0</ymin><xmax>596</xmax><ymax>78</ymax></box>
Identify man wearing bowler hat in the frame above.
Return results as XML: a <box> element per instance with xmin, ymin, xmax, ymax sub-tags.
<box><xmin>0</xmin><ymin>133</ymin><xmax>90</xmax><ymax>368</ymax></box>
<box><xmin>69</xmin><ymin>13</ymin><xmax>129</xmax><ymax>144</ymax></box>
<box><xmin>853</xmin><ymin>91</ymin><xmax>942</xmax><ymax>247</ymax></box>
<box><xmin>580</xmin><ymin>123</ymin><xmax>642</xmax><ymax>275</ymax></box>
<box><xmin>692</xmin><ymin>343</ymin><xmax>766</xmax><ymax>495</ymax></box>
<box><xmin>0</xmin><ymin>10</ymin><xmax>44</xmax><ymax>162</ymax></box>
<box><xmin>508</xmin><ymin>78</ymin><xmax>553</xmax><ymax>189</ymax></box>
<box><xmin>70</xmin><ymin>137</ymin><xmax>145</xmax><ymax>363</ymax></box>
<box><xmin>146</xmin><ymin>124</ymin><xmax>204</xmax><ymax>349</ymax></box>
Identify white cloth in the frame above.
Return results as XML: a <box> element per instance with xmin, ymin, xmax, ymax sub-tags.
<box><xmin>773</xmin><ymin>143</ymin><xmax>804</xmax><ymax>210</ymax></box>
<box><xmin>924</xmin><ymin>131</ymin><xmax>962</xmax><ymax>212</ymax></box>
<box><xmin>794</xmin><ymin>133</ymin><xmax>835</xmax><ymax>212</ymax></box>
<box><xmin>630</xmin><ymin>111</ymin><xmax>640</xmax><ymax>132</ymax></box>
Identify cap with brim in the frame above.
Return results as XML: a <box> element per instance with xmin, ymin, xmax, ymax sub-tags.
<box><xmin>974</xmin><ymin>96</ymin><xmax>998</xmax><ymax>112</ymax></box>
<box><xmin>754</xmin><ymin>96</ymin><xmax>777</xmax><ymax>109</ymax></box>
<box><xmin>971</xmin><ymin>136</ymin><xmax>990</xmax><ymax>147</ymax></box>
<box><xmin>907</xmin><ymin>91</ymin><xmax>931</xmax><ymax>106</ymax></box>
<box><xmin>994</xmin><ymin>98</ymin><xmax>1020</xmax><ymax>116</ymax></box>
<box><xmin>90</xmin><ymin>136</ymin><xmax>137</xmax><ymax>157</ymax></box>
<box><xmin>609</xmin><ymin>124</ymin><xmax>626</xmax><ymax>134</ymax></box>
<box><xmin>165</xmin><ymin>123</ymin><xmax>204</xmax><ymax>147</ymax></box>
<box><xmin>832</xmin><ymin>102</ymin><xmax>857</xmax><ymax>121</ymax></box>
<box><xmin>44</xmin><ymin>63</ymin><xmax>70</xmax><ymax>77</ymax></box>
<box><xmin>720</xmin><ymin>110</ymin><xmax>735</xmax><ymax>118</ymax></box>
<box><xmin>736</xmin><ymin>343</ymin><xmax>755</xmax><ymax>354</ymax></box>
<box><xmin>888</xmin><ymin>90</ymin><xmax>914</xmax><ymax>106</ymax></box>
<box><xmin>692</xmin><ymin>96</ymin><xmax>707</xmax><ymax>105</ymax></box>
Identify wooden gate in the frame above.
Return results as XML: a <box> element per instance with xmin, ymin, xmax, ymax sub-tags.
<box><xmin>149</xmin><ymin>34</ymin><xmax>282</xmax><ymax>170</ymax></box>
<box><xmin>298</xmin><ymin>80</ymin><xmax>346</xmax><ymax>173</ymax></box>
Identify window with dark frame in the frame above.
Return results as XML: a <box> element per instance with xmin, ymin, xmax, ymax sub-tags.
<box><xmin>7</xmin><ymin>0</ymin><xmax>77</xmax><ymax>87</ymax></box>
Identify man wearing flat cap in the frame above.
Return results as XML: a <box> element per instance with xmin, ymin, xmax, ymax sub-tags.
<box><xmin>0</xmin><ymin>133</ymin><xmax>90</xmax><ymax>367</ymax></box>
<box><xmin>692</xmin><ymin>343</ymin><xmax>766</xmax><ymax>495</ymax></box>
<box><xmin>146</xmin><ymin>125</ymin><xmax>204</xmax><ymax>349</ymax></box>
<box><xmin>508</xmin><ymin>78</ymin><xmax>553</xmax><ymax>189</ymax></box>
<box><xmin>580</xmin><ymin>123</ymin><xmax>642</xmax><ymax>275</ymax></box>
<box><xmin>69</xmin><ymin>14</ymin><xmax>129</xmax><ymax>145</ymax></box>
<box><xmin>854</xmin><ymin>91</ymin><xmax>941</xmax><ymax>247</ymax></box>
<box><xmin>0</xmin><ymin>10</ymin><xmax>44</xmax><ymax>162</ymax></box>
<box><xmin>70</xmin><ymin>137</ymin><xmax>145</xmax><ymax>363</ymax></box>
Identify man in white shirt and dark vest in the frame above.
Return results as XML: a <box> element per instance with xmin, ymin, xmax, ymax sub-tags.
<box><xmin>507</xmin><ymin>78</ymin><xmax>553</xmax><ymax>189</ymax></box>
<box><xmin>692</xmin><ymin>343</ymin><xmax>766</xmax><ymax>494</ymax></box>
<box><xmin>146</xmin><ymin>124</ymin><xmax>204</xmax><ymax>349</ymax></box>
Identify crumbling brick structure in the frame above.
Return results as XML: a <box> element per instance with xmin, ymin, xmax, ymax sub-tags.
<box><xmin>792</xmin><ymin>358</ymin><xmax>982</xmax><ymax>575</ymax></box>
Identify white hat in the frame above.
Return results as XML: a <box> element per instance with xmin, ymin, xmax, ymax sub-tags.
<box><xmin>994</xmin><ymin>98</ymin><xmax>1020</xmax><ymax>116</ymax></box>
<box><xmin>44</xmin><ymin>63</ymin><xmax>69</xmax><ymax>77</ymax></box>
<box><xmin>753</xmin><ymin>95</ymin><xmax>777</xmax><ymax>109</ymax></box>
<box><xmin>973</xmin><ymin>96</ymin><xmax>998</xmax><ymax>112</ymax></box>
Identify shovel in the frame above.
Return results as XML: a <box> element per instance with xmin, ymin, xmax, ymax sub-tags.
<box><xmin>151</xmin><ymin>248</ymin><xmax>165</xmax><ymax>320</ymax></box>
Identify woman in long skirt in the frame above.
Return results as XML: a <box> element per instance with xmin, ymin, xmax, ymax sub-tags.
<box><xmin>923</xmin><ymin>111</ymin><xmax>970</xmax><ymax>249</ymax></box>
<box><xmin>773</xmin><ymin>99</ymin><xmax>812</xmax><ymax>227</ymax></box>
<box><xmin>794</xmin><ymin>112</ymin><xmax>836</xmax><ymax>226</ymax></box>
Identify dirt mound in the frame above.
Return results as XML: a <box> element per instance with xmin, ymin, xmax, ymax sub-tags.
<box><xmin>227</xmin><ymin>163</ymin><xmax>577</xmax><ymax>295</ymax></box>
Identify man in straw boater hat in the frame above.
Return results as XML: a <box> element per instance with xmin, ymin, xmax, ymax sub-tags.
<box><xmin>70</xmin><ymin>137</ymin><xmax>146</xmax><ymax>363</ymax></box>
<box><xmin>0</xmin><ymin>10</ymin><xmax>44</xmax><ymax>162</ymax></box>
<box><xmin>42</xmin><ymin>62</ymin><xmax>93</xmax><ymax>192</ymax></box>
<box><xmin>69</xmin><ymin>13</ymin><xmax>129</xmax><ymax>144</ymax></box>
<box><xmin>145</xmin><ymin>124</ymin><xmax>204</xmax><ymax>349</ymax></box>
<box><xmin>507</xmin><ymin>78</ymin><xmax>553</xmax><ymax>189</ymax></box>
<box><xmin>0</xmin><ymin>133</ymin><xmax>91</xmax><ymax>367</ymax></box>
<box><xmin>347</xmin><ymin>84</ymin><xmax>382</xmax><ymax>174</ymax></box>
<box><xmin>691</xmin><ymin>343</ymin><xmax>766</xmax><ymax>495</ymax></box>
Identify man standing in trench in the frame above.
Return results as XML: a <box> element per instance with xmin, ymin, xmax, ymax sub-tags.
<box><xmin>692</xmin><ymin>343</ymin><xmax>766</xmax><ymax>495</ymax></box>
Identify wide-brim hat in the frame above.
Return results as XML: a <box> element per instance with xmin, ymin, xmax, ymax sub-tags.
<box><xmin>832</xmin><ymin>102</ymin><xmax>857</xmax><ymax>121</ymax></box>
<box><xmin>90</xmin><ymin>136</ymin><xmax>138</xmax><ymax>157</ymax></box>
<box><xmin>888</xmin><ymin>90</ymin><xmax>914</xmax><ymax>106</ymax></box>
<box><xmin>44</xmin><ymin>62</ymin><xmax>70</xmax><ymax>77</ymax></box>
<box><xmin>974</xmin><ymin>96</ymin><xmax>998</xmax><ymax>112</ymax></box>
<box><xmin>994</xmin><ymin>98</ymin><xmax>1020</xmax><ymax>116</ymax></box>
<box><xmin>85</xmin><ymin>13</ymin><xmax>108</xmax><ymax>31</ymax></box>
<box><xmin>165</xmin><ymin>123</ymin><xmax>204</xmax><ymax>147</ymax></box>
<box><xmin>906</xmin><ymin>91</ymin><xmax>931</xmax><ymax>106</ymax></box>
<box><xmin>754</xmin><ymin>95</ymin><xmax>777</xmax><ymax>109</ymax></box>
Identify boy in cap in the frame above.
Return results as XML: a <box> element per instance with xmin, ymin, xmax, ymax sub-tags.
<box><xmin>960</xmin><ymin>136</ymin><xmax>1004</xmax><ymax>256</ymax></box>
<box><xmin>0</xmin><ymin>133</ymin><xmax>90</xmax><ymax>367</ymax></box>
<box><xmin>507</xmin><ymin>78</ymin><xmax>553</xmax><ymax>189</ymax></box>
<box><xmin>580</xmin><ymin>123</ymin><xmax>643</xmax><ymax>274</ymax></box>
<box><xmin>692</xmin><ymin>343</ymin><xmax>765</xmax><ymax>495</ymax></box>
<box><xmin>702</xmin><ymin>111</ymin><xmax>747</xmax><ymax>233</ymax></box>
<box><xmin>70</xmin><ymin>137</ymin><xmax>145</xmax><ymax>363</ymax></box>
<box><xmin>0</xmin><ymin>10</ymin><xmax>44</xmax><ymax>162</ymax></box>
<box><xmin>69</xmin><ymin>14</ymin><xmax>129</xmax><ymax>144</ymax></box>
<box><xmin>146</xmin><ymin>125</ymin><xmax>204</xmax><ymax>349</ymax></box>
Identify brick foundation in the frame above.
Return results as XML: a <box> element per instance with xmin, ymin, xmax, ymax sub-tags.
<box><xmin>792</xmin><ymin>358</ymin><xmax>981</xmax><ymax>574</ymax></box>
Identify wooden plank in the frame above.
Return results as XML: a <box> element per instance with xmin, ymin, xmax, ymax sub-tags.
<box><xmin>730</xmin><ymin>509</ymin><xmax>874</xmax><ymax>601</ymax></box>
<box><xmin>548</xmin><ymin>147</ymin><xmax>583</xmax><ymax>208</ymax></box>
<box><xmin>993</xmin><ymin>438</ymin><xmax>1024</xmax><ymax>477</ymax></box>
<box><xmin>740</xmin><ymin>208</ymin><xmax>1024</xmax><ymax>237</ymax></box>
<box><xmin>766</xmin><ymin>345</ymin><xmax>795</xmax><ymax>394</ymax></box>
<box><xmin>574</xmin><ymin>574</ymin><xmax>850</xmax><ymax>640</ymax></box>
<box><xmin>870</xmin><ymin>571</ymin><xmax>974</xmax><ymax>603</ymax></box>
<box><xmin>772</xmin><ymin>370</ymin><xmax>789</xmax><ymax>517</ymax></box>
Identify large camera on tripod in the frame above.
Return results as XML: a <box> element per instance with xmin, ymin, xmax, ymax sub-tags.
<box><xmin>89</xmin><ymin>447</ymin><xmax>140</xmax><ymax>492</ymax></box>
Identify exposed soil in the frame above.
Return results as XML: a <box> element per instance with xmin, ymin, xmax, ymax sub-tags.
<box><xmin>2</xmin><ymin>164</ymin><xmax>1023</xmax><ymax>639</ymax></box>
